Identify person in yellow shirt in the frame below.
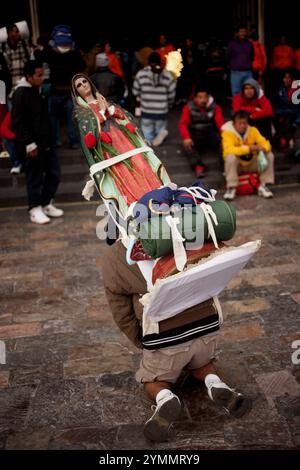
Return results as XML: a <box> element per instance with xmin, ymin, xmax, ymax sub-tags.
<box><xmin>222</xmin><ymin>110</ymin><xmax>275</xmax><ymax>200</ymax></box>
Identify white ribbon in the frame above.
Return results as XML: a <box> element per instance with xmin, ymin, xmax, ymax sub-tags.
<box><xmin>200</xmin><ymin>202</ymin><xmax>219</xmax><ymax>249</ymax></box>
<box><xmin>165</xmin><ymin>215</ymin><xmax>187</xmax><ymax>272</ymax></box>
<box><xmin>179</xmin><ymin>186</ymin><xmax>217</xmax><ymax>203</ymax></box>
<box><xmin>81</xmin><ymin>146</ymin><xmax>151</xmax><ymax>201</ymax></box>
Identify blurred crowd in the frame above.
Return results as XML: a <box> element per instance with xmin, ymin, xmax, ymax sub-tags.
<box><xmin>0</xmin><ymin>21</ymin><xmax>300</xmax><ymax>222</ymax></box>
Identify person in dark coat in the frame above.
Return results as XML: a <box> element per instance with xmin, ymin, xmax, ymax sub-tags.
<box><xmin>11</xmin><ymin>60</ymin><xmax>63</xmax><ymax>224</ymax></box>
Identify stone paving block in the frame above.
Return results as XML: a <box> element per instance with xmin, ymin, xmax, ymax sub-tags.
<box><xmin>255</xmin><ymin>370</ymin><xmax>300</xmax><ymax>398</ymax></box>
<box><xmin>0</xmin><ymin>384</ymin><xmax>37</xmax><ymax>432</ymax></box>
<box><xmin>220</xmin><ymin>322</ymin><xmax>265</xmax><ymax>343</ymax></box>
<box><xmin>48</xmin><ymin>426</ymin><xmax>117</xmax><ymax>450</ymax></box>
<box><xmin>292</xmin><ymin>293</ymin><xmax>300</xmax><ymax>304</ymax></box>
<box><xmin>223</xmin><ymin>297</ymin><xmax>270</xmax><ymax>316</ymax></box>
<box><xmin>5</xmin><ymin>428</ymin><xmax>53</xmax><ymax>450</ymax></box>
<box><xmin>0</xmin><ymin>322</ymin><xmax>43</xmax><ymax>341</ymax></box>
<box><xmin>0</xmin><ymin>371</ymin><xmax>10</xmax><ymax>389</ymax></box>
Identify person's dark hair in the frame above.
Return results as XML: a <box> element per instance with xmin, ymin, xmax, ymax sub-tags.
<box><xmin>148</xmin><ymin>52</ymin><xmax>161</xmax><ymax>65</ymax></box>
<box><xmin>237</xmin><ymin>24</ymin><xmax>248</xmax><ymax>31</ymax></box>
<box><xmin>195</xmin><ymin>86</ymin><xmax>209</xmax><ymax>95</ymax></box>
<box><xmin>233</xmin><ymin>110</ymin><xmax>249</xmax><ymax>121</ymax></box>
<box><xmin>23</xmin><ymin>60</ymin><xmax>43</xmax><ymax>78</ymax></box>
<box><xmin>7</xmin><ymin>23</ymin><xmax>18</xmax><ymax>32</ymax></box>
<box><xmin>250</xmin><ymin>32</ymin><xmax>259</xmax><ymax>41</ymax></box>
<box><xmin>283</xmin><ymin>67</ymin><xmax>296</xmax><ymax>80</ymax></box>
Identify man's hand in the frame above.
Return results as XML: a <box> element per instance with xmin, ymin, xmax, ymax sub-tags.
<box><xmin>183</xmin><ymin>138</ymin><xmax>194</xmax><ymax>150</ymax></box>
<box><xmin>250</xmin><ymin>144</ymin><xmax>263</xmax><ymax>152</ymax></box>
<box><xmin>27</xmin><ymin>148</ymin><xmax>38</xmax><ymax>159</ymax></box>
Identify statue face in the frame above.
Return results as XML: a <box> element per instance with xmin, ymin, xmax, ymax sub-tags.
<box><xmin>74</xmin><ymin>77</ymin><xmax>92</xmax><ymax>99</ymax></box>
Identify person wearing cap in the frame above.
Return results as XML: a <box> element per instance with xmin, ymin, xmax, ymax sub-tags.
<box><xmin>90</xmin><ymin>53</ymin><xmax>124</xmax><ymax>104</ymax></box>
<box><xmin>41</xmin><ymin>25</ymin><xmax>85</xmax><ymax>148</ymax></box>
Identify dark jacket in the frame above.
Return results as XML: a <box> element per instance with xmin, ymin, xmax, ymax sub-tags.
<box><xmin>91</xmin><ymin>68</ymin><xmax>125</xmax><ymax>103</ymax></box>
<box><xmin>42</xmin><ymin>46</ymin><xmax>85</xmax><ymax>93</ymax></box>
<box><xmin>0</xmin><ymin>52</ymin><xmax>12</xmax><ymax>96</ymax></box>
<box><xmin>11</xmin><ymin>78</ymin><xmax>52</xmax><ymax>155</ymax></box>
<box><xmin>226</xmin><ymin>39</ymin><xmax>254</xmax><ymax>71</ymax></box>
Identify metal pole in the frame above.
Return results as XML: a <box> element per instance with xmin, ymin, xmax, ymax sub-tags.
<box><xmin>29</xmin><ymin>0</ymin><xmax>40</xmax><ymax>44</ymax></box>
<box><xmin>258</xmin><ymin>0</ymin><xmax>265</xmax><ymax>44</ymax></box>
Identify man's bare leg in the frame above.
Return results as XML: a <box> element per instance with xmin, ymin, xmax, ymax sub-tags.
<box><xmin>190</xmin><ymin>361</ymin><xmax>252</xmax><ymax>418</ymax></box>
<box><xmin>143</xmin><ymin>381</ymin><xmax>181</xmax><ymax>442</ymax></box>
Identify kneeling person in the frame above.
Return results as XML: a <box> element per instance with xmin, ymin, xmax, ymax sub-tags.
<box><xmin>103</xmin><ymin>241</ymin><xmax>252</xmax><ymax>442</ymax></box>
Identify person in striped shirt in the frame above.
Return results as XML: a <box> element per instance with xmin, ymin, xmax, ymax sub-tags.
<box><xmin>133</xmin><ymin>52</ymin><xmax>176</xmax><ymax>146</ymax></box>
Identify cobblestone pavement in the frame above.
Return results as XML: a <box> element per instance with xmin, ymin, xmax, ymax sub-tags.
<box><xmin>0</xmin><ymin>184</ymin><xmax>300</xmax><ymax>450</ymax></box>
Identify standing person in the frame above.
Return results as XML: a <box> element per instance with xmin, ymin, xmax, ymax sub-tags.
<box><xmin>232</xmin><ymin>78</ymin><xmax>273</xmax><ymax>139</ymax></box>
<box><xmin>1</xmin><ymin>23</ymin><xmax>31</xmax><ymax>95</ymax></box>
<box><xmin>226</xmin><ymin>25</ymin><xmax>254</xmax><ymax>96</ymax></box>
<box><xmin>269</xmin><ymin>35</ymin><xmax>294</xmax><ymax>99</ymax></box>
<box><xmin>11</xmin><ymin>60</ymin><xmax>63</xmax><ymax>224</ymax></box>
<box><xmin>91</xmin><ymin>53</ymin><xmax>125</xmax><ymax>103</ymax></box>
<box><xmin>222</xmin><ymin>111</ymin><xmax>275</xmax><ymax>200</ymax></box>
<box><xmin>155</xmin><ymin>34</ymin><xmax>175</xmax><ymax>68</ymax></box>
<box><xmin>205</xmin><ymin>38</ymin><xmax>227</xmax><ymax>104</ymax></box>
<box><xmin>250</xmin><ymin>32</ymin><xmax>267</xmax><ymax>84</ymax></box>
<box><xmin>44</xmin><ymin>25</ymin><xmax>85</xmax><ymax>148</ymax></box>
<box><xmin>176</xmin><ymin>37</ymin><xmax>201</xmax><ymax>103</ymax></box>
<box><xmin>179</xmin><ymin>88</ymin><xmax>224</xmax><ymax>177</ymax></box>
<box><xmin>132</xmin><ymin>52</ymin><xmax>176</xmax><ymax>146</ymax></box>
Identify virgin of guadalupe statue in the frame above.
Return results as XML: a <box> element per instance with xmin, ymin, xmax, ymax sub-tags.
<box><xmin>71</xmin><ymin>74</ymin><xmax>170</xmax><ymax>209</ymax></box>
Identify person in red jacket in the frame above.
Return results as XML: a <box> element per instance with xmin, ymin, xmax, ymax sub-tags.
<box><xmin>179</xmin><ymin>88</ymin><xmax>224</xmax><ymax>177</ymax></box>
<box><xmin>250</xmin><ymin>32</ymin><xmax>267</xmax><ymax>84</ymax></box>
<box><xmin>269</xmin><ymin>36</ymin><xmax>294</xmax><ymax>99</ymax></box>
<box><xmin>0</xmin><ymin>110</ymin><xmax>22</xmax><ymax>174</ymax></box>
<box><xmin>293</xmin><ymin>42</ymin><xmax>300</xmax><ymax>75</ymax></box>
<box><xmin>232</xmin><ymin>78</ymin><xmax>273</xmax><ymax>139</ymax></box>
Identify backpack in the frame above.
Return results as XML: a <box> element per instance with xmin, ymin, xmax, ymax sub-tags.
<box><xmin>236</xmin><ymin>172</ymin><xmax>260</xmax><ymax>196</ymax></box>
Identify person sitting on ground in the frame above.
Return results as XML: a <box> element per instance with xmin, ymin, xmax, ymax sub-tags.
<box><xmin>91</xmin><ymin>52</ymin><xmax>125</xmax><ymax>104</ymax></box>
<box><xmin>132</xmin><ymin>52</ymin><xmax>176</xmax><ymax>146</ymax></box>
<box><xmin>232</xmin><ymin>78</ymin><xmax>273</xmax><ymax>140</ymax></box>
<box><xmin>179</xmin><ymin>88</ymin><xmax>225</xmax><ymax>177</ymax></box>
<box><xmin>274</xmin><ymin>69</ymin><xmax>300</xmax><ymax>150</ymax></box>
<box><xmin>222</xmin><ymin>111</ymin><xmax>275</xmax><ymax>200</ymax></box>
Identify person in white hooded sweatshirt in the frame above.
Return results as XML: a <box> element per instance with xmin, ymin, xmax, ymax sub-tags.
<box><xmin>11</xmin><ymin>60</ymin><xmax>63</xmax><ymax>224</ymax></box>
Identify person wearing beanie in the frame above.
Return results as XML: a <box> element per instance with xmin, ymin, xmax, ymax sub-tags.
<box><xmin>232</xmin><ymin>78</ymin><xmax>273</xmax><ymax>139</ymax></box>
<box><xmin>90</xmin><ymin>52</ymin><xmax>124</xmax><ymax>103</ymax></box>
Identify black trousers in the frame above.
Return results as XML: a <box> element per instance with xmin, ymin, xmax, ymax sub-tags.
<box><xmin>184</xmin><ymin>131</ymin><xmax>221</xmax><ymax>170</ymax></box>
<box><xmin>24</xmin><ymin>148</ymin><xmax>61</xmax><ymax>210</ymax></box>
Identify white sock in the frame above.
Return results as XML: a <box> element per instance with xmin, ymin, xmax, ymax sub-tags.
<box><xmin>156</xmin><ymin>388</ymin><xmax>173</xmax><ymax>405</ymax></box>
<box><xmin>204</xmin><ymin>373</ymin><xmax>222</xmax><ymax>390</ymax></box>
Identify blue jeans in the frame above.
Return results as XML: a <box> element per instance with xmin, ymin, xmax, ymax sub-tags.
<box><xmin>141</xmin><ymin>118</ymin><xmax>167</xmax><ymax>143</ymax></box>
<box><xmin>50</xmin><ymin>94</ymin><xmax>77</xmax><ymax>146</ymax></box>
<box><xmin>3</xmin><ymin>138</ymin><xmax>21</xmax><ymax>167</ymax></box>
<box><xmin>230</xmin><ymin>70</ymin><xmax>253</xmax><ymax>96</ymax></box>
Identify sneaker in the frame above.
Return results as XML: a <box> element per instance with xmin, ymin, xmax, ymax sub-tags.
<box><xmin>42</xmin><ymin>201</ymin><xmax>64</xmax><ymax>218</ymax></box>
<box><xmin>10</xmin><ymin>164</ymin><xmax>22</xmax><ymax>175</ymax></box>
<box><xmin>223</xmin><ymin>187</ymin><xmax>236</xmax><ymax>200</ymax></box>
<box><xmin>30</xmin><ymin>206</ymin><xmax>51</xmax><ymax>225</ymax></box>
<box><xmin>208</xmin><ymin>382</ymin><xmax>252</xmax><ymax>418</ymax></box>
<box><xmin>195</xmin><ymin>165</ymin><xmax>205</xmax><ymax>178</ymax></box>
<box><xmin>143</xmin><ymin>392</ymin><xmax>181</xmax><ymax>442</ymax></box>
<box><xmin>152</xmin><ymin>129</ymin><xmax>168</xmax><ymax>147</ymax></box>
<box><xmin>258</xmin><ymin>184</ymin><xmax>274</xmax><ymax>199</ymax></box>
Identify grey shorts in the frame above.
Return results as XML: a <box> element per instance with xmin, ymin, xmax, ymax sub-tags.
<box><xmin>136</xmin><ymin>333</ymin><xmax>219</xmax><ymax>384</ymax></box>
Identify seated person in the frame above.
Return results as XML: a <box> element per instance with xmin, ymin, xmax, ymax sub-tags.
<box><xmin>222</xmin><ymin>111</ymin><xmax>275</xmax><ymax>200</ymax></box>
<box><xmin>232</xmin><ymin>78</ymin><xmax>273</xmax><ymax>139</ymax></box>
<box><xmin>179</xmin><ymin>88</ymin><xmax>224</xmax><ymax>177</ymax></box>
<box><xmin>274</xmin><ymin>69</ymin><xmax>300</xmax><ymax>150</ymax></box>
